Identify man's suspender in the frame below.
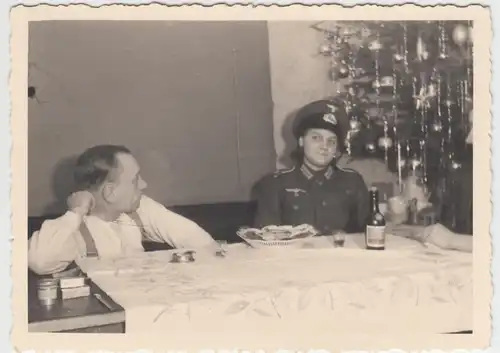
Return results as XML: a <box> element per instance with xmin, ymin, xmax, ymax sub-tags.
<box><xmin>128</xmin><ymin>211</ymin><xmax>146</xmax><ymax>236</ymax></box>
<box><xmin>78</xmin><ymin>212</ymin><xmax>145</xmax><ymax>258</ymax></box>
<box><xmin>78</xmin><ymin>221</ymin><xmax>99</xmax><ymax>258</ymax></box>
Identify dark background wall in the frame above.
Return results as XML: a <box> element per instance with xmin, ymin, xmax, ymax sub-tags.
<box><xmin>28</xmin><ymin>21</ymin><xmax>275</xmax><ymax>216</ymax></box>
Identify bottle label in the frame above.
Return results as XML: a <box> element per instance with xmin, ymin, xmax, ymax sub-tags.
<box><xmin>366</xmin><ymin>225</ymin><xmax>386</xmax><ymax>248</ymax></box>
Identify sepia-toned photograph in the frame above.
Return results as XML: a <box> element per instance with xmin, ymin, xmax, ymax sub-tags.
<box><xmin>10</xmin><ymin>4</ymin><xmax>492</xmax><ymax>352</ymax></box>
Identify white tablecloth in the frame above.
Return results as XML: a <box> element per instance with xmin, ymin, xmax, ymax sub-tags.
<box><xmin>79</xmin><ymin>234</ymin><xmax>472</xmax><ymax>337</ymax></box>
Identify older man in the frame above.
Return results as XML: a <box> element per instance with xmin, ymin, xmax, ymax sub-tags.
<box><xmin>28</xmin><ymin>144</ymin><xmax>218</xmax><ymax>275</ymax></box>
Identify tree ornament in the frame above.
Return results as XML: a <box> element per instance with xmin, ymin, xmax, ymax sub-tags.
<box><xmin>428</xmin><ymin>84</ymin><xmax>437</xmax><ymax>97</ymax></box>
<box><xmin>368</xmin><ymin>40</ymin><xmax>382</xmax><ymax>51</ymax></box>
<box><xmin>378</xmin><ymin>136</ymin><xmax>393</xmax><ymax>149</ymax></box>
<box><xmin>365</xmin><ymin>142</ymin><xmax>376</xmax><ymax>153</ymax></box>
<box><xmin>355</xmin><ymin>68</ymin><xmax>367</xmax><ymax>76</ymax></box>
<box><xmin>414</xmin><ymin>86</ymin><xmax>433</xmax><ymax>110</ymax></box>
<box><xmin>450</xmin><ymin>161</ymin><xmax>462</xmax><ymax>170</ymax></box>
<box><xmin>416</xmin><ymin>36</ymin><xmax>430</xmax><ymax>61</ymax></box>
<box><xmin>452</xmin><ymin>24</ymin><xmax>469</xmax><ymax>46</ymax></box>
<box><xmin>349</xmin><ymin>118</ymin><xmax>361</xmax><ymax>131</ymax></box>
<box><xmin>393</xmin><ymin>52</ymin><xmax>404</xmax><ymax>63</ymax></box>
<box><xmin>372</xmin><ymin>80</ymin><xmax>381</xmax><ymax>90</ymax></box>
<box><xmin>319</xmin><ymin>43</ymin><xmax>331</xmax><ymax>55</ymax></box>
<box><xmin>409</xmin><ymin>158</ymin><xmax>422</xmax><ymax>169</ymax></box>
<box><xmin>431</xmin><ymin>121</ymin><xmax>443</xmax><ymax>132</ymax></box>
<box><xmin>345</xmin><ymin>103</ymin><xmax>353</xmax><ymax>114</ymax></box>
<box><xmin>438</xmin><ymin>52</ymin><xmax>449</xmax><ymax>60</ymax></box>
<box><xmin>338</xmin><ymin>64</ymin><xmax>349</xmax><ymax>78</ymax></box>
<box><xmin>380</xmin><ymin>76</ymin><xmax>394</xmax><ymax>88</ymax></box>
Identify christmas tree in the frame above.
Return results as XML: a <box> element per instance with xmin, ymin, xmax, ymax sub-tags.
<box><xmin>313</xmin><ymin>21</ymin><xmax>473</xmax><ymax>195</ymax></box>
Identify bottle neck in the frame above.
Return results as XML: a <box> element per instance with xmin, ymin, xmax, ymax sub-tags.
<box><xmin>370</xmin><ymin>192</ymin><xmax>379</xmax><ymax>213</ymax></box>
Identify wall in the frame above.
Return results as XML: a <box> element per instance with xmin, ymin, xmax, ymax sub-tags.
<box><xmin>28</xmin><ymin>21</ymin><xmax>275</xmax><ymax>216</ymax></box>
<box><xmin>267</xmin><ymin>21</ymin><xmax>397</xmax><ymax>188</ymax></box>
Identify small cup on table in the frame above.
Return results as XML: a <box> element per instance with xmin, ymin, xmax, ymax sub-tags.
<box><xmin>216</xmin><ymin>240</ymin><xmax>228</xmax><ymax>257</ymax></box>
<box><xmin>332</xmin><ymin>231</ymin><xmax>346</xmax><ymax>248</ymax></box>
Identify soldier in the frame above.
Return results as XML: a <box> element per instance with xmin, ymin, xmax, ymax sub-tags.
<box><xmin>253</xmin><ymin>99</ymin><xmax>370</xmax><ymax>234</ymax></box>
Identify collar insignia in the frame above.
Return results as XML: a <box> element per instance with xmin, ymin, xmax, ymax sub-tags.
<box><xmin>324</xmin><ymin>166</ymin><xmax>334</xmax><ymax>179</ymax></box>
<box><xmin>300</xmin><ymin>164</ymin><xmax>314</xmax><ymax>180</ymax></box>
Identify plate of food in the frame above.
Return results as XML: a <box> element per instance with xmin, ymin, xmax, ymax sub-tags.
<box><xmin>236</xmin><ymin>224</ymin><xmax>319</xmax><ymax>249</ymax></box>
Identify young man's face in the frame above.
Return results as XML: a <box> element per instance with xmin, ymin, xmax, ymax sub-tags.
<box><xmin>299</xmin><ymin>128</ymin><xmax>338</xmax><ymax>169</ymax></box>
<box><xmin>103</xmin><ymin>153</ymin><xmax>148</xmax><ymax>213</ymax></box>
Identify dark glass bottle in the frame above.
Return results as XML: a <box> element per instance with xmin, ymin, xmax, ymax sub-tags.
<box><xmin>365</xmin><ymin>187</ymin><xmax>386</xmax><ymax>250</ymax></box>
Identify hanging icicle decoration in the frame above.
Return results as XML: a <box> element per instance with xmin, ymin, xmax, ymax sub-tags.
<box><xmin>332</xmin><ymin>29</ymin><xmax>342</xmax><ymax>95</ymax></box>
<box><xmin>345</xmin><ymin>39</ymin><xmax>355</xmax><ymax>156</ymax></box>
<box><xmin>459</xmin><ymin>80</ymin><xmax>466</xmax><ymax>128</ymax></box>
<box><xmin>436</xmin><ymin>70</ymin><xmax>445</xmax><ymax>157</ymax></box>
<box><xmin>466</xmin><ymin>20</ymin><xmax>473</xmax><ymax>101</ymax></box>
<box><xmin>403</xmin><ymin>23</ymin><xmax>409</xmax><ymax>74</ymax></box>
<box><xmin>401</xmin><ymin>22</ymin><xmax>412</xmax><ymax>170</ymax></box>
<box><xmin>347</xmin><ymin>36</ymin><xmax>355</xmax><ymax>114</ymax></box>
<box><xmin>421</xmin><ymin>94</ymin><xmax>428</xmax><ymax>186</ymax></box>
<box><xmin>439</xmin><ymin>21</ymin><xmax>448</xmax><ymax>60</ymax></box>
<box><xmin>446</xmin><ymin>71</ymin><xmax>454</xmax><ymax>169</ymax></box>
<box><xmin>373</xmin><ymin>27</ymin><xmax>387</xmax><ymax>163</ymax></box>
<box><xmin>392</xmin><ymin>33</ymin><xmax>402</xmax><ymax>191</ymax></box>
<box><xmin>392</xmin><ymin>46</ymin><xmax>399</xmax><ymax>141</ymax></box>
<box><xmin>434</xmin><ymin>22</ymin><xmax>445</xmax><ymax>167</ymax></box>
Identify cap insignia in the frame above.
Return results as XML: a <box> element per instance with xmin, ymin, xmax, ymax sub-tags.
<box><xmin>323</xmin><ymin>104</ymin><xmax>338</xmax><ymax>125</ymax></box>
<box><xmin>323</xmin><ymin>113</ymin><xmax>337</xmax><ymax>125</ymax></box>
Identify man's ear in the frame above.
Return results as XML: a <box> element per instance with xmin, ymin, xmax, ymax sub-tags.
<box><xmin>101</xmin><ymin>182</ymin><xmax>117</xmax><ymax>203</ymax></box>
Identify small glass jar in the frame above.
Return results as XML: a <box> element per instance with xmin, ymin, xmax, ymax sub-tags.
<box><xmin>332</xmin><ymin>231</ymin><xmax>346</xmax><ymax>248</ymax></box>
<box><xmin>37</xmin><ymin>278</ymin><xmax>59</xmax><ymax>307</ymax></box>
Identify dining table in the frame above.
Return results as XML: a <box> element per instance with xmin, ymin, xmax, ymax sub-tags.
<box><xmin>77</xmin><ymin>230</ymin><xmax>472</xmax><ymax>344</ymax></box>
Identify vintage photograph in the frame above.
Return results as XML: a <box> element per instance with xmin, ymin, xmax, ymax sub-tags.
<box><xmin>10</xmin><ymin>4</ymin><xmax>492</xmax><ymax>352</ymax></box>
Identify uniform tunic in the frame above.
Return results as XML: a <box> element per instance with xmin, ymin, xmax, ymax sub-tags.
<box><xmin>254</xmin><ymin>164</ymin><xmax>370</xmax><ymax>234</ymax></box>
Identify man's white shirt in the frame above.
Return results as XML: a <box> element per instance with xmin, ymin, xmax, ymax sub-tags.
<box><xmin>28</xmin><ymin>195</ymin><xmax>216</xmax><ymax>275</ymax></box>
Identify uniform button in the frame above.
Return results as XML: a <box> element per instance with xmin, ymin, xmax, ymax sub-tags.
<box><xmin>322</xmin><ymin>201</ymin><xmax>327</xmax><ymax>206</ymax></box>
<box><xmin>293</xmin><ymin>205</ymin><xmax>299</xmax><ymax>210</ymax></box>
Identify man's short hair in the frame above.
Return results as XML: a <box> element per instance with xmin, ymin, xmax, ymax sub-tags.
<box><xmin>74</xmin><ymin>145</ymin><xmax>131</xmax><ymax>190</ymax></box>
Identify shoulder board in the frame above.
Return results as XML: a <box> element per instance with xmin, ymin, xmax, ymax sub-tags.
<box><xmin>273</xmin><ymin>166</ymin><xmax>296</xmax><ymax>177</ymax></box>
